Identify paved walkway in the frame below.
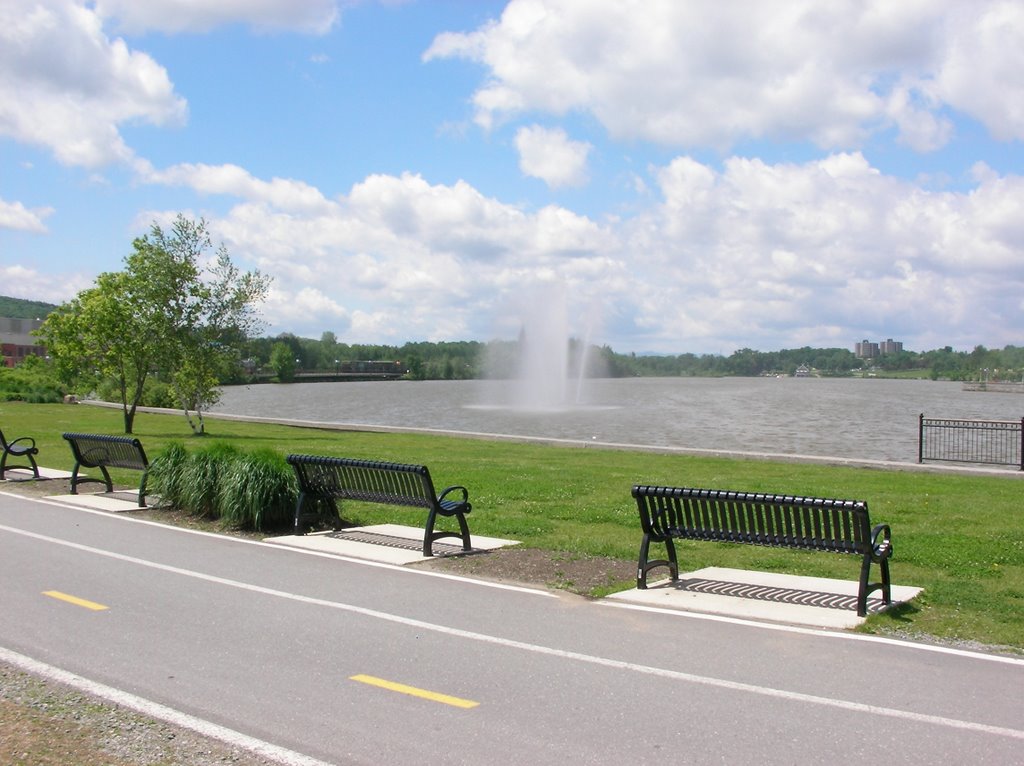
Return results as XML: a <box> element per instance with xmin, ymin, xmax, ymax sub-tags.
<box><xmin>7</xmin><ymin>469</ymin><xmax>922</xmax><ymax>632</ymax></box>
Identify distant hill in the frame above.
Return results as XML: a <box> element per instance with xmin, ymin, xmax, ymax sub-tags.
<box><xmin>0</xmin><ymin>295</ymin><xmax>58</xmax><ymax>319</ymax></box>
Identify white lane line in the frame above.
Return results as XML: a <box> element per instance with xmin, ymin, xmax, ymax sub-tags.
<box><xmin>1</xmin><ymin>491</ymin><xmax>555</xmax><ymax>599</ymax></box>
<box><xmin>3</xmin><ymin>522</ymin><xmax>1023</xmax><ymax>742</ymax></box>
<box><xmin>0</xmin><ymin>645</ymin><xmax>334</xmax><ymax>766</ymax></box>
<box><xmin>597</xmin><ymin>601</ymin><xmax>1024</xmax><ymax>666</ymax></box>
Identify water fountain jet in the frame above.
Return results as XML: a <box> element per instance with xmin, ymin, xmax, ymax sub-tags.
<box><xmin>485</xmin><ymin>281</ymin><xmax>602</xmax><ymax>412</ymax></box>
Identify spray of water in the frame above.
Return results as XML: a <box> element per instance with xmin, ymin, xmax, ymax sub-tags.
<box><xmin>486</xmin><ymin>280</ymin><xmax>603</xmax><ymax>412</ymax></box>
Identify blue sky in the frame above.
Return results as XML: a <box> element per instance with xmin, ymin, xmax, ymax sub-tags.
<box><xmin>2</xmin><ymin>0</ymin><xmax>1023</xmax><ymax>355</ymax></box>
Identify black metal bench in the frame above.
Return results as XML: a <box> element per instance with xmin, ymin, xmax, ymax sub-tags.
<box><xmin>1</xmin><ymin>428</ymin><xmax>39</xmax><ymax>480</ymax></box>
<box><xmin>632</xmin><ymin>485</ymin><xmax>893</xmax><ymax>616</ymax></box>
<box><xmin>286</xmin><ymin>454</ymin><xmax>472</xmax><ymax>556</ymax></box>
<box><xmin>62</xmin><ymin>432</ymin><xmax>150</xmax><ymax>508</ymax></box>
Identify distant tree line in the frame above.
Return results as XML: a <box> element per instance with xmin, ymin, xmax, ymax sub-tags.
<box><xmin>4</xmin><ymin>292</ymin><xmax>1021</xmax><ymax>391</ymax></box>
<box><xmin>0</xmin><ymin>296</ymin><xmax>57</xmax><ymax>319</ymax></box>
<box><xmin>237</xmin><ymin>333</ymin><xmax>1024</xmax><ymax>383</ymax></box>
<box><xmin>242</xmin><ymin>334</ymin><xmax>485</xmax><ymax>382</ymax></box>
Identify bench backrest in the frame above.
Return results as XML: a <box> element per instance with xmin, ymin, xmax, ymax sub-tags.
<box><xmin>632</xmin><ymin>485</ymin><xmax>872</xmax><ymax>554</ymax></box>
<box><xmin>287</xmin><ymin>455</ymin><xmax>438</xmax><ymax>509</ymax></box>
<box><xmin>63</xmin><ymin>432</ymin><xmax>149</xmax><ymax>470</ymax></box>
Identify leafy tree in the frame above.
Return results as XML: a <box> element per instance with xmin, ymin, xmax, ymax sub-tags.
<box><xmin>405</xmin><ymin>354</ymin><xmax>425</xmax><ymax>380</ymax></box>
<box><xmin>269</xmin><ymin>341</ymin><xmax>297</xmax><ymax>381</ymax></box>
<box><xmin>167</xmin><ymin>238</ymin><xmax>270</xmax><ymax>434</ymax></box>
<box><xmin>40</xmin><ymin>269</ymin><xmax>158</xmax><ymax>432</ymax></box>
<box><xmin>38</xmin><ymin>215</ymin><xmax>269</xmax><ymax>434</ymax></box>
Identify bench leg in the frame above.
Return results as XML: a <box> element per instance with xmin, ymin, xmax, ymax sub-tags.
<box><xmin>320</xmin><ymin>498</ymin><xmax>341</xmax><ymax>532</ymax></box>
<box><xmin>69</xmin><ymin>463</ymin><xmax>113</xmax><ymax>495</ymax></box>
<box><xmin>137</xmin><ymin>470</ymin><xmax>149</xmax><ymax>508</ymax></box>
<box><xmin>637</xmin><ymin>535</ymin><xmax>678</xmax><ymax>589</ymax></box>
<box><xmin>454</xmin><ymin>511</ymin><xmax>471</xmax><ymax>551</ymax></box>
<box><xmin>0</xmin><ymin>451</ymin><xmax>39</xmax><ymax>480</ymax></box>
<box><xmin>423</xmin><ymin>508</ymin><xmax>439</xmax><ymax>557</ymax></box>
<box><xmin>878</xmin><ymin>556</ymin><xmax>892</xmax><ymax>605</ymax></box>
<box><xmin>98</xmin><ymin>465</ymin><xmax>113</xmax><ymax>493</ymax></box>
<box><xmin>293</xmin><ymin>494</ymin><xmax>308</xmax><ymax>535</ymax></box>
<box><xmin>422</xmin><ymin>508</ymin><xmax>472</xmax><ymax>557</ymax></box>
<box><xmin>857</xmin><ymin>554</ymin><xmax>872</xmax><ymax>617</ymax></box>
<box><xmin>858</xmin><ymin>552</ymin><xmax>896</xmax><ymax>617</ymax></box>
<box><xmin>637</xmin><ymin>534</ymin><xmax>652</xmax><ymax>589</ymax></box>
<box><xmin>69</xmin><ymin>464</ymin><xmax>81</xmax><ymax>494</ymax></box>
<box><xmin>293</xmin><ymin>495</ymin><xmax>342</xmax><ymax>535</ymax></box>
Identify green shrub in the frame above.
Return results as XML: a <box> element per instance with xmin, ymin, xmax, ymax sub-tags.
<box><xmin>148</xmin><ymin>441</ymin><xmax>296</xmax><ymax>531</ymax></box>
<box><xmin>148</xmin><ymin>441</ymin><xmax>189</xmax><ymax>509</ymax></box>
<box><xmin>217</xmin><ymin>449</ymin><xmax>297</xmax><ymax>531</ymax></box>
<box><xmin>0</xmin><ymin>361</ymin><xmax>64</xmax><ymax>403</ymax></box>
<box><xmin>94</xmin><ymin>376</ymin><xmax>177</xmax><ymax>408</ymax></box>
<box><xmin>140</xmin><ymin>379</ymin><xmax>177</xmax><ymax>409</ymax></box>
<box><xmin>162</xmin><ymin>442</ymin><xmax>240</xmax><ymax>519</ymax></box>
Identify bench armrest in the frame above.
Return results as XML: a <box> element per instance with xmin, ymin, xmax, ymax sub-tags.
<box><xmin>8</xmin><ymin>436</ymin><xmax>36</xmax><ymax>450</ymax></box>
<box><xmin>870</xmin><ymin>523</ymin><xmax>892</xmax><ymax>559</ymax></box>
<box><xmin>437</xmin><ymin>484</ymin><xmax>470</xmax><ymax>509</ymax></box>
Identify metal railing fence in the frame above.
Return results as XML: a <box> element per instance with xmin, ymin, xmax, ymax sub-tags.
<box><xmin>918</xmin><ymin>414</ymin><xmax>1024</xmax><ymax>470</ymax></box>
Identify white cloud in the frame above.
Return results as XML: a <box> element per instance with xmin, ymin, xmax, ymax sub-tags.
<box><xmin>0</xmin><ymin>199</ymin><xmax>54</xmax><ymax>233</ymax></box>
<box><xmin>264</xmin><ymin>285</ymin><xmax>350</xmax><ymax>330</ymax></box>
<box><xmin>95</xmin><ymin>0</ymin><xmax>339</xmax><ymax>35</ymax></box>
<box><xmin>620</xmin><ymin>152</ymin><xmax>1024</xmax><ymax>351</ymax></box>
<box><xmin>0</xmin><ymin>265</ymin><xmax>90</xmax><ymax>304</ymax></box>
<box><xmin>514</xmin><ymin>125</ymin><xmax>591</xmax><ymax>188</ymax></box>
<box><xmin>122</xmin><ymin>151</ymin><xmax>1024</xmax><ymax>351</ymax></box>
<box><xmin>0</xmin><ymin>0</ymin><xmax>346</xmax><ymax>173</ymax></box>
<box><xmin>426</xmin><ymin>0</ymin><xmax>1024</xmax><ymax>151</ymax></box>
<box><xmin>12</xmin><ymin>147</ymin><xmax>1022</xmax><ymax>352</ymax></box>
<box><xmin>142</xmin><ymin>162</ymin><xmax>333</xmax><ymax>214</ymax></box>
<box><xmin>933</xmin><ymin>1</ymin><xmax>1024</xmax><ymax>141</ymax></box>
<box><xmin>0</xmin><ymin>0</ymin><xmax>186</xmax><ymax>168</ymax></box>
<box><xmin>174</xmin><ymin>170</ymin><xmax>620</xmax><ymax>341</ymax></box>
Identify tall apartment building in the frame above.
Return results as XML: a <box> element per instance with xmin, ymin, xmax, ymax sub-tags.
<box><xmin>855</xmin><ymin>338</ymin><xmax>903</xmax><ymax>359</ymax></box>
<box><xmin>855</xmin><ymin>339</ymin><xmax>879</xmax><ymax>358</ymax></box>
<box><xmin>879</xmin><ymin>338</ymin><xmax>903</xmax><ymax>355</ymax></box>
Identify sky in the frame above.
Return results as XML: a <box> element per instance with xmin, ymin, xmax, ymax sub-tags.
<box><xmin>1</xmin><ymin>0</ymin><xmax>1023</xmax><ymax>356</ymax></box>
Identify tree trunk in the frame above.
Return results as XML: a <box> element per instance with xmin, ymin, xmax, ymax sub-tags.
<box><xmin>123</xmin><ymin>402</ymin><xmax>136</xmax><ymax>434</ymax></box>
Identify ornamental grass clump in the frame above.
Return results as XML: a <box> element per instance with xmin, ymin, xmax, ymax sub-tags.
<box><xmin>216</xmin><ymin>448</ymin><xmax>297</xmax><ymax>531</ymax></box>
<box><xmin>149</xmin><ymin>441</ymin><xmax>297</xmax><ymax>530</ymax></box>
<box><xmin>148</xmin><ymin>441</ymin><xmax>189</xmax><ymax>509</ymax></box>
<box><xmin>177</xmin><ymin>442</ymin><xmax>243</xmax><ymax>519</ymax></box>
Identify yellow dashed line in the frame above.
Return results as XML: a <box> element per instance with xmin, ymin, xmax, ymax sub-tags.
<box><xmin>350</xmin><ymin>674</ymin><xmax>479</xmax><ymax>708</ymax></box>
<box><xmin>42</xmin><ymin>591</ymin><xmax>109</xmax><ymax>611</ymax></box>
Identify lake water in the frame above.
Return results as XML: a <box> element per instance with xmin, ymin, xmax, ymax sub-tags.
<box><xmin>212</xmin><ymin>377</ymin><xmax>1023</xmax><ymax>464</ymax></box>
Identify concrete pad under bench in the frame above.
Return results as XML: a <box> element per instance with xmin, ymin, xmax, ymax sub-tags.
<box><xmin>2</xmin><ymin>466</ymin><xmax>73</xmax><ymax>481</ymax></box>
<box><xmin>44</xmin><ymin>491</ymin><xmax>153</xmax><ymax>511</ymax></box>
<box><xmin>607</xmin><ymin>566</ymin><xmax>922</xmax><ymax>629</ymax></box>
<box><xmin>264</xmin><ymin>524</ymin><xmax>519</xmax><ymax>565</ymax></box>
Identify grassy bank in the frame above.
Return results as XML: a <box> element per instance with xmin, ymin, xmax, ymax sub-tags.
<box><xmin>2</xmin><ymin>401</ymin><xmax>1022</xmax><ymax>652</ymax></box>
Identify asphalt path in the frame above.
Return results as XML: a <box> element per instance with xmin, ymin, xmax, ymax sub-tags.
<box><xmin>2</xmin><ymin>490</ymin><xmax>1022</xmax><ymax>765</ymax></box>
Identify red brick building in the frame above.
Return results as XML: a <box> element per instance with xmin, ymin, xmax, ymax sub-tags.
<box><xmin>0</xmin><ymin>317</ymin><xmax>46</xmax><ymax>367</ymax></box>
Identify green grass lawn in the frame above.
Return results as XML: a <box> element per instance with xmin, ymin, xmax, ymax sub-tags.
<box><xmin>3</xmin><ymin>400</ymin><xmax>1023</xmax><ymax>652</ymax></box>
